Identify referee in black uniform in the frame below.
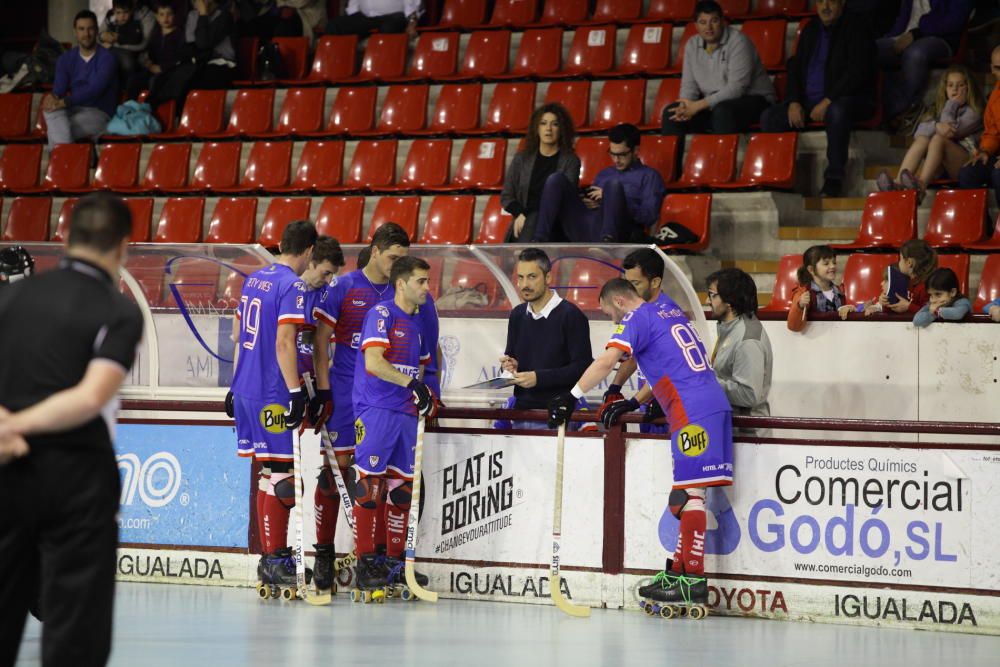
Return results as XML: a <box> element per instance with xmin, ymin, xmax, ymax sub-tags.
<box><xmin>0</xmin><ymin>193</ymin><xmax>144</xmax><ymax>667</ymax></box>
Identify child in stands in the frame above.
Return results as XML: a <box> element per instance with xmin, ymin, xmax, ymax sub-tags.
<box><xmin>913</xmin><ymin>267</ymin><xmax>971</xmax><ymax>327</ymax></box>
<box><xmin>877</xmin><ymin>66</ymin><xmax>984</xmax><ymax>201</ymax></box>
<box><xmin>787</xmin><ymin>245</ymin><xmax>848</xmax><ymax>331</ymax></box>
<box><xmin>984</xmin><ymin>298</ymin><xmax>1000</xmax><ymax>322</ymax></box>
<box><xmin>843</xmin><ymin>240</ymin><xmax>938</xmax><ymax>318</ymax></box>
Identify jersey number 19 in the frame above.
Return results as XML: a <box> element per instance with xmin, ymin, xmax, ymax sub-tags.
<box><xmin>240</xmin><ymin>296</ymin><xmax>262</xmax><ymax>351</ymax></box>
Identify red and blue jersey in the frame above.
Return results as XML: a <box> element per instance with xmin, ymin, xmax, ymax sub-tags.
<box><xmin>355</xmin><ymin>300</ymin><xmax>431</xmax><ymax>415</ymax></box>
<box><xmin>607</xmin><ymin>300</ymin><xmax>729</xmax><ymax>431</ymax></box>
<box><xmin>295</xmin><ymin>288</ymin><xmax>323</xmax><ymax>378</ymax></box>
<box><xmin>232</xmin><ymin>263</ymin><xmax>306</xmax><ymax>402</ymax></box>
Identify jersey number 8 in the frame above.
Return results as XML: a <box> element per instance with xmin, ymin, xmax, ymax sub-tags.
<box><xmin>670</xmin><ymin>323</ymin><xmax>708</xmax><ymax>372</ymax></box>
<box><xmin>240</xmin><ymin>295</ymin><xmax>262</xmax><ymax>351</ymax></box>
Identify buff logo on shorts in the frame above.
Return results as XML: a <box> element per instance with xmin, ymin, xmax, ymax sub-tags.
<box><xmin>259</xmin><ymin>404</ymin><xmax>288</xmax><ymax>434</ymax></box>
<box><xmin>677</xmin><ymin>424</ymin><xmax>708</xmax><ymax>457</ymax></box>
<box><xmin>354</xmin><ymin>418</ymin><xmax>366</xmax><ymax>445</ymax></box>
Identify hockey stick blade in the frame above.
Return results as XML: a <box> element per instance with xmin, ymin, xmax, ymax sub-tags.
<box><xmin>405</xmin><ymin>416</ymin><xmax>438</xmax><ymax>602</ymax></box>
<box><xmin>550</xmin><ymin>423</ymin><xmax>590</xmax><ymax>618</ymax></box>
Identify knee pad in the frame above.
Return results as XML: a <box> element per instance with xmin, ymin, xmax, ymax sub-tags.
<box><xmin>387</xmin><ymin>478</ymin><xmax>413</xmax><ymax>509</ymax></box>
<box><xmin>316</xmin><ymin>466</ymin><xmax>337</xmax><ymax>498</ymax></box>
<box><xmin>354</xmin><ymin>474</ymin><xmax>383</xmax><ymax>509</ymax></box>
<box><xmin>271</xmin><ymin>473</ymin><xmax>295</xmax><ymax>509</ymax></box>
<box><xmin>668</xmin><ymin>487</ymin><xmax>706</xmax><ymax>519</ymax></box>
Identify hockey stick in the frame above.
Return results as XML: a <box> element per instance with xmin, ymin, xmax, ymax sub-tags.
<box><xmin>292</xmin><ymin>425</ymin><xmax>331</xmax><ymax>606</ymax></box>
<box><xmin>404</xmin><ymin>416</ymin><xmax>438</xmax><ymax>602</ymax></box>
<box><xmin>550</xmin><ymin>423</ymin><xmax>590</xmax><ymax>618</ymax></box>
<box><xmin>302</xmin><ymin>372</ymin><xmax>355</xmax><ymax>531</ymax></box>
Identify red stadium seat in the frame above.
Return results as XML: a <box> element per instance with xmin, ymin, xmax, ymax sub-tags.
<box><xmin>0</xmin><ymin>94</ymin><xmax>32</xmax><ymax>139</ymax></box>
<box><xmin>352</xmin><ymin>34</ymin><xmax>409</xmax><ymax>82</ymax></box>
<box><xmin>51</xmin><ymin>198</ymin><xmax>79</xmax><ymax>243</ymax></box>
<box><xmin>235</xmin><ymin>37</ymin><xmax>259</xmax><ymax>83</ymax></box>
<box><xmin>645</xmin><ymin>77</ymin><xmax>682</xmax><ymax>130</ymax></box>
<box><xmin>415</xmin><ymin>83</ymin><xmax>482</xmax><ymax>135</ymax></box>
<box><xmin>169</xmin><ymin>89</ymin><xmax>226</xmax><ymax>138</ymax></box>
<box><xmin>365</xmin><ymin>85</ymin><xmax>428</xmax><ymax>136</ymax></box>
<box><xmin>436</xmin><ymin>138</ymin><xmax>507</xmax><ymax>191</ymax></box>
<box><xmin>258</xmin><ymin>198</ymin><xmax>312</xmax><ymax>248</ymax></box>
<box><xmin>495</xmin><ymin>28</ymin><xmax>562</xmax><ymax>79</ymax></box>
<box><xmin>440</xmin><ymin>30</ymin><xmax>510</xmax><ymax>80</ymax></box>
<box><xmin>184</xmin><ymin>142</ymin><xmax>242</xmax><ymax>192</ymax></box>
<box><xmin>645</xmin><ymin>0</ymin><xmax>695</xmax><ymax>20</ymax></box>
<box><xmin>973</xmin><ymin>255</ymin><xmax>1000</xmax><ymax>312</ymax></box>
<box><xmin>716</xmin><ymin>132</ymin><xmax>798</xmax><ymax>189</ymax></box>
<box><xmin>720</xmin><ymin>0</ymin><xmax>751</xmax><ymax>16</ymax></box>
<box><xmin>212</xmin><ymin>88</ymin><xmax>274</xmax><ymax>137</ymax></box>
<box><xmin>125</xmin><ymin>198</ymin><xmax>153</xmax><ymax>241</ymax></box>
<box><xmin>165</xmin><ymin>259</ymin><xmax>224</xmax><ymax>309</ymax></box>
<box><xmin>583</xmin><ymin>79</ymin><xmax>646</xmax><ymax>131</ymax></box>
<box><xmin>477</xmin><ymin>82</ymin><xmax>537</xmax><ymax>134</ymax></box>
<box><xmin>437</xmin><ymin>0</ymin><xmax>488</xmax><ymax>28</ymax></box>
<box><xmin>760</xmin><ymin>254</ymin><xmax>801</xmax><ymax>311</ymax></box>
<box><xmin>206</xmin><ymin>197</ymin><xmax>258</xmax><ymax>244</ymax></box>
<box><xmin>923</xmin><ymin>189</ymin><xmax>988</xmax><ymax>248</ymax></box>
<box><xmin>308</xmin><ymin>35</ymin><xmax>358</xmax><ymax>83</ymax></box>
<box><xmin>831</xmin><ymin>191</ymin><xmax>918</xmax><ymax>251</ymax></box>
<box><xmin>219</xmin><ymin>141</ymin><xmax>291</xmax><ymax>193</ymax></box>
<box><xmin>477</xmin><ymin>195</ymin><xmax>512</xmax><ymax>243</ymax></box>
<box><xmin>0</xmin><ymin>144</ymin><xmax>42</xmax><ymax>191</ymax></box>
<box><xmin>667</xmin><ymin>23</ymin><xmax>698</xmax><ymax>73</ymax></box>
<box><xmin>260</xmin><ymin>87</ymin><xmax>325</xmax><ymax>137</ymax></box>
<box><xmin>92</xmin><ymin>143</ymin><xmax>141</xmax><ymax>190</ymax></box>
<box><xmin>151</xmin><ymin>100</ymin><xmax>177</xmax><ymax>137</ymax></box>
<box><xmin>563</xmin><ymin>259</ymin><xmax>620</xmax><ymax>310</ymax></box>
<box><xmin>739</xmin><ymin>20</ymin><xmax>787</xmax><ymax>70</ymax></box>
<box><xmin>575</xmin><ymin>136</ymin><xmax>612</xmax><ymax>187</ymax></box>
<box><xmin>674</xmin><ymin>134</ymin><xmax>738</xmax><ymax>188</ymax></box>
<box><xmin>489</xmin><ymin>0</ymin><xmax>539</xmax><ymax>26</ymax></box>
<box><xmin>936</xmin><ymin>254</ymin><xmax>970</xmax><ymax>295</ymax></box>
<box><xmin>639</xmin><ymin>135</ymin><xmax>679</xmax><ymax>185</ymax></box>
<box><xmin>753</xmin><ymin>0</ymin><xmax>808</xmax><ymax>16</ymax></box>
<box><xmin>550</xmin><ymin>25</ymin><xmax>615</xmax><ymax>77</ymax></box>
<box><xmin>612</xmin><ymin>24</ymin><xmax>671</xmax><ymax>76</ymax></box>
<box><xmin>324</xmin><ymin>87</ymin><xmax>377</xmax><ymax>135</ymax></box>
<box><xmin>272</xmin><ymin>36</ymin><xmax>309</xmax><ymax>82</ymax></box>
<box><xmin>154</xmin><ymin>197</ymin><xmax>205</xmax><ymax>243</ymax></box>
<box><xmin>35</xmin><ymin>143</ymin><xmax>92</xmax><ymax>192</ymax></box>
<box><xmin>655</xmin><ymin>193</ymin><xmax>711</xmax><ymax>252</ymax></box>
<box><xmin>967</xmin><ymin>211</ymin><xmax>1000</xmax><ymax>251</ymax></box>
<box><xmin>531</xmin><ymin>0</ymin><xmax>589</xmax><ymax>26</ymax></box>
<box><xmin>2</xmin><ymin>198</ymin><xmax>51</xmax><ymax>241</ymax></box>
<box><xmin>544</xmin><ymin>80</ymin><xmax>591</xmax><ymax>130</ymax></box>
<box><xmin>842</xmin><ymin>254</ymin><xmax>898</xmax><ymax>304</ymax></box>
<box><xmin>420</xmin><ymin>196</ymin><xmax>474</xmax><ymax>244</ymax></box>
<box><xmin>394</xmin><ymin>33</ymin><xmax>459</xmax><ymax>81</ymax></box>
<box><xmin>590</xmin><ymin>0</ymin><xmax>642</xmax><ymax>23</ymax></box>
<box><xmin>132</xmin><ymin>143</ymin><xmax>191</xmax><ymax>193</ymax></box>
<box><xmin>316</xmin><ymin>196</ymin><xmax>364</xmax><ymax>243</ymax></box>
<box><xmin>124</xmin><ymin>254</ymin><xmax>167</xmax><ymax>306</ymax></box>
<box><xmin>382</xmin><ymin>139</ymin><xmax>452</xmax><ymax>191</ymax></box>
<box><xmin>343</xmin><ymin>140</ymin><xmax>398</xmax><ymax>190</ymax></box>
<box><xmin>366</xmin><ymin>197</ymin><xmax>420</xmax><ymax>241</ymax></box>
<box><xmin>275</xmin><ymin>141</ymin><xmax>345</xmax><ymax>193</ymax></box>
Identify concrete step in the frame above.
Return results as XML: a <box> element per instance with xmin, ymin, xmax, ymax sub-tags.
<box><xmin>778</xmin><ymin>226</ymin><xmax>856</xmax><ymax>241</ymax></box>
<box><xmin>803</xmin><ymin>197</ymin><xmax>866</xmax><ymax>211</ymax></box>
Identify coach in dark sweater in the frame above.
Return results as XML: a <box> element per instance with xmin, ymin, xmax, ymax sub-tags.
<box><xmin>500</xmin><ymin>249</ymin><xmax>592</xmax><ymax>425</ymax></box>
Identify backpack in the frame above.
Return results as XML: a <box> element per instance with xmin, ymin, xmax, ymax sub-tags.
<box><xmin>106</xmin><ymin>101</ymin><xmax>163</xmax><ymax>136</ymax></box>
<box><xmin>256</xmin><ymin>41</ymin><xmax>283</xmax><ymax>82</ymax></box>
<box><xmin>653</xmin><ymin>221</ymin><xmax>699</xmax><ymax>247</ymax></box>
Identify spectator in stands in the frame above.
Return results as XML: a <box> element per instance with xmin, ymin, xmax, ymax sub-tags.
<box><xmin>983</xmin><ymin>298</ymin><xmax>1000</xmax><ymax>321</ymax></box>
<box><xmin>326</xmin><ymin>0</ymin><xmax>421</xmax><ymax>38</ymax></box>
<box><xmin>877</xmin><ymin>65</ymin><xmax>983</xmax><ymax>200</ymax></box>
<box><xmin>957</xmin><ymin>45</ymin><xmax>1000</xmax><ymax>204</ymax></box>
<box><xmin>760</xmin><ymin>0</ymin><xmax>877</xmax><ymax>198</ymax></box>
<box><xmin>236</xmin><ymin>0</ymin><xmax>327</xmax><ymax>44</ymax></box>
<box><xmin>877</xmin><ymin>0</ymin><xmax>976</xmax><ymax>127</ymax></box>
<box><xmin>127</xmin><ymin>1</ymin><xmax>184</xmax><ymax>100</ymax></box>
<box><xmin>500</xmin><ymin>248</ymin><xmax>592</xmax><ymax>429</ymax></box>
<box><xmin>147</xmin><ymin>0</ymin><xmax>236</xmax><ymax>109</ymax></box>
<box><xmin>500</xmin><ymin>103</ymin><xmax>581</xmax><ymax>242</ymax></box>
<box><xmin>850</xmin><ymin>239</ymin><xmax>938</xmax><ymax>317</ymax></box>
<box><xmin>533</xmin><ymin>124</ymin><xmax>666</xmax><ymax>243</ymax></box>
<box><xmin>661</xmin><ymin>1</ymin><xmax>776</xmax><ymax>138</ymax></box>
<box><xmin>100</xmin><ymin>0</ymin><xmax>156</xmax><ymax>84</ymax></box>
<box><xmin>706</xmin><ymin>268</ymin><xmax>772</xmax><ymax>426</ymax></box>
<box><xmin>42</xmin><ymin>10</ymin><xmax>118</xmax><ymax>149</ymax></box>
<box><xmin>788</xmin><ymin>245</ymin><xmax>847</xmax><ymax>332</ymax></box>
<box><xmin>913</xmin><ymin>267</ymin><xmax>971</xmax><ymax>326</ymax></box>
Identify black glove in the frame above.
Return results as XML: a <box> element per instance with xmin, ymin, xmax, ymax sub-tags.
<box><xmin>547</xmin><ymin>392</ymin><xmax>577</xmax><ymax>429</ymax></box>
<box><xmin>224</xmin><ymin>390</ymin><xmax>234</xmax><ymax>418</ymax></box>
<box><xmin>643</xmin><ymin>398</ymin><xmax>665</xmax><ymax>424</ymax></box>
<box><xmin>308</xmin><ymin>388</ymin><xmax>332</xmax><ymax>434</ymax></box>
<box><xmin>407</xmin><ymin>379</ymin><xmax>438</xmax><ymax>418</ymax></box>
<box><xmin>601</xmin><ymin>397</ymin><xmax>640</xmax><ymax>429</ymax></box>
<box><xmin>285</xmin><ymin>387</ymin><xmax>306</xmax><ymax>430</ymax></box>
<box><xmin>602</xmin><ymin>384</ymin><xmax>623</xmax><ymax>402</ymax></box>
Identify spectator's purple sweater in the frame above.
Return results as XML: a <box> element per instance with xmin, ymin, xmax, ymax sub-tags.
<box><xmin>52</xmin><ymin>46</ymin><xmax>119</xmax><ymax>117</ymax></box>
<box><xmin>592</xmin><ymin>159</ymin><xmax>666</xmax><ymax>230</ymax></box>
<box><xmin>886</xmin><ymin>0</ymin><xmax>975</xmax><ymax>52</ymax></box>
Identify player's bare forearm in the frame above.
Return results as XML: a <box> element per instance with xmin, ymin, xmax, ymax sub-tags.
<box><xmin>612</xmin><ymin>356</ymin><xmax>638</xmax><ymax>387</ymax></box>
<box><xmin>364</xmin><ymin>347</ymin><xmax>414</xmax><ymax>388</ymax></box>
<box><xmin>275</xmin><ymin>323</ymin><xmax>300</xmax><ymax>391</ymax></box>
<box><xmin>634</xmin><ymin>384</ymin><xmax>653</xmax><ymax>404</ymax></box>
<box><xmin>575</xmin><ymin>348</ymin><xmax>622</xmax><ymax>394</ymax></box>
<box><xmin>313</xmin><ymin>321</ymin><xmax>332</xmax><ymax>390</ymax></box>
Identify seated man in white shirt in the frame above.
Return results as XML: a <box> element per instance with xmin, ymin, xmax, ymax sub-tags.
<box><xmin>325</xmin><ymin>0</ymin><xmax>421</xmax><ymax>38</ymax></box>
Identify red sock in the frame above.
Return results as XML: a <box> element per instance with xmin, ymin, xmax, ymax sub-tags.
<box><xmin>385</xmin><ymin>479</ymin><xmax>411</xmax><ymax>558</ymax></box>
<box><xmin>374</xmin><ymin>484</ymin><xmax>388</xmax><ymax>551</ymax></box>
<box><xmin>314</xmin><ymin>467</ymin><xmax>339</xmax><ymax>545</ymax></box>
<box><xmin>352</xmin><ymin>476</ymin><xmax>383</xmax><ymax>556</ymax></box>
<box><xmin>255</xmin><ymin>477</ymin><xmax>267</xmax><ymax>552</ymax></box>
<box><xmin>262</xmin><ymin>472</ymin><xmax>293</xmax><ymax>554</ymax></box>
<box><xmin>679</xmin><ymin>500</ymin><xmax>706</xmax><ymax>575</ymax></box>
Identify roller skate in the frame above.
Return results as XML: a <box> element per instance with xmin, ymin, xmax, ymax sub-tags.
<box><xmin>313</xmin><ymin>543</ymin><xmax>337</xmax><ymax>594</ymax></box>
<box><xmin>640</xmin><ymin>569</ymin><xmax>709</xmax><ymax>620</ymax></box>
<box><xmin>381</xmin><ymin>555</ymin><xmax>427</xmax><ymax>601</ymax></box>
<box><xmin>350</xmin><ymin>553</ymin><xmax>388</xmax><ymax>604</ymax></box>
<box><xmin>256</xmin><ymin>548</ymin><xmax>299</xmax><ymax>601</ymax></box>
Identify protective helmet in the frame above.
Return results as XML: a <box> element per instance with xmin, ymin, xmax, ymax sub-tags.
<box><xmin>0</xmin><ymin>246</ymin><xmax>35</xmax><ymax>285</ymax></box>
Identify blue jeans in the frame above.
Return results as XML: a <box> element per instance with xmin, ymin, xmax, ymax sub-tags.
<box><xmin>877</xmin><ymin>35</ymin><xmax>952</xmax><ymax>120</ymax></box>
<box><xmin>533</xmin><ymin>173</ymin><xmax>637</xmax><ymax>242</ymax></box>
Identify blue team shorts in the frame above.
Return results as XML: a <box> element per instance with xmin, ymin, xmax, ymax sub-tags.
<box><xmin>234</xmin><ymin>395</ymin><xmax>293</xmax><ymax>464</ymax></box>
<box><xmin>324</xmin><ymin>397</ymin><xmax>357</xmax><ymax>455</ymax></box>
<box><xmin>670</xmin><ymin>410</ymin><xmax>733</xmax><ymax>489</ymax></box>
<box><xmin>354</xmin><ymin>406</ymin><xmax>417</xmax><ymax>479</ymax></box>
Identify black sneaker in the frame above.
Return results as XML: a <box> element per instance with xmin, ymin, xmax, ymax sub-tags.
<box><xmin>820</xmin><ymin>179</ymin><xmax>843</xmax><ymax>198</ymax></box>
<box><xmin>313</xmin><ymin>543</ymin><xmax>335</xmax><ymax>591</ymax></box>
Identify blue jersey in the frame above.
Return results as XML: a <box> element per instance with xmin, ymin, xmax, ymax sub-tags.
<box><xmin>296</xmin><ymin>288</ymin><xmax>323</xmax><ymax>378</ymax></box>
<box><xmin>232</xmin><ymin>263</ymin><xmax>306</xmax><ymax>402</ymax></box>
<box><xmin>355</xmin><ymin>300</ymin><xmax>431</xmax><ymax>415</ymax></box>
<box><xmin>607</xmin><ymin>300</ymin><xmax>729</xmax><ymax>431</ymax></box>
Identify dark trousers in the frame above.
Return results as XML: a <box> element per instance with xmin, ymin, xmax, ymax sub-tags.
<box><xmin>958</xmin><ymin>162</ymin><xmax>1000</xmax><ymax>208</ymax></box>
<box><xmin>760</xmin><ymin>96</ymin><xmax>875</xmax><ymax>181</ymax></box>
<box><xmin>0</xmin><ymin>446</ymin><xmax>120</xmax><ymax>667</ymax></box>
<box><xmin>661</xmin><ymin>94</ymin><xmax>770</xmax><ymax>137</ymax></box>
<box><xmin>326</xmin><ymin>12</ymin><xmax>407</xmax><ymax>36</ymax></box>
<box><xmin>534</xmin><ymin>174</ymin><xmax>640</xmax><ymax>242</ymax></box>
<box><xmin>147</xmin><ymin>62</ymin><xmax>234</xmax><ymax>109</ymax></box>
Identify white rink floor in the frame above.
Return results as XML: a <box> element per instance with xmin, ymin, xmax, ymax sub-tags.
<box><xmin>14</xmin><ymin>582</ymin><xmax>1000</xmax><ymax>667</ymax></box>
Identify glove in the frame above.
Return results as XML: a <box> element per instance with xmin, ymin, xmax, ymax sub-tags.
<box><xmin>284</xmin><ymin>387</ymin><xmax>306</xmax><ymax>430</ymax></box>
<box><xmin>547</xmin><ymin>392</ymin><xmax>577</xmax><ymax>429</ymax></box>
<box><xmin>600</xmin><ymin>397</ymin><xmax>640</xmax><ymax>429</ymax></box>
<box><xmin>643</xmin><ymin>397</ymin><xmax>665</xmax><ymax>424</ymax></box>
<box><xmin>602</xmin><ymin>384</ymin><xmax>623</xmax><ymax>402</ymax></box>
<box><xmin>308</xmin><ymin>388</ymin><xmax>333</xmax><ymax>434</ymax></box>
<box><xmin>224</xmin><ymin>390</ymin><xmax>234</xmax><ymax>418</ymax></box>
<box><xmin>408</xmin><ymin>379</ymin><xmax>439</xmax><ymax>418</ymax></box>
